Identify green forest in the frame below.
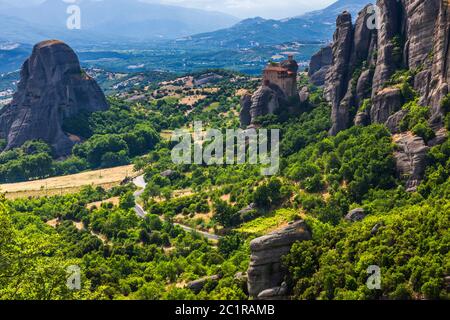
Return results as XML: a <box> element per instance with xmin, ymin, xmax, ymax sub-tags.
<box><xmin>0</xmin><ymin>70</ymin><xmax>449</xmax><ymax>301</ymax></box>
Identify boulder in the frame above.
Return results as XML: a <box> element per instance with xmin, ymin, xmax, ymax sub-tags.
<box><xmin>247</xmin><ymin>220</ymin><xmax>311</xmax><ymax>299</ymax></box>
<box><xmin>371</xmin><ymin>222</ymin><xmax>384</xmax><ymax>236</ymax></box>
<box><xmin>299</xmin><ymin>86</ymin><xmax>310</xmax><ymax>103</ymax></box>
<box><xmin>257</xmin><ymin>282</ymin><xmax>289</xmax><ymax>300</ymax></box>
<box><xmin>238</xmin><ymin>203</ymin><xmax>257</xmax><ymax>215</ymax></box>
<box><xmin>160</xmin><ymin>169</ymin><xmax>177</xmax><ymax>178</ymax></box>
<box><xmin>0</xmin><ymin>40</ymin><xmax>108</xmax><ymax>156</ymax></box>
<box><xmin>234</xmin><ymin>272</ymin><xmax>249</xmax><ymax>295</ymax></box>
<box><xmin>344</xmin><ymin>208</ymin><xmax>366</xmax><ymax>222</ymax></box>
<box><xmin>186</xmin><ymin>275</ymin><xmax>220</xmax><ymax>294</ymax></box>
<box><xmin>393</xmin><ymin>133</ymin><xmax>429</xmax><ymax>192</ymax></box>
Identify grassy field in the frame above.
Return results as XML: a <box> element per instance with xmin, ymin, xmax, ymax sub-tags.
<box><xmin>0</xmin><ymin>165</ymin><xmax>136</xmax><ymax>199</ymax></box>
<box><xmin>237</xmin><ymin>209</ymin><xmax>304</xmax><ymax>236</ymax></box>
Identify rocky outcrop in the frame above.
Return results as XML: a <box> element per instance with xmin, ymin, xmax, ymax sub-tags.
<box><xmin>386</xmin><ymin>109</ymin><xmax>409</xmax><ymax>134</ymax></box>
<box><xmin>299</xmin><ymin>86</ymin><xmax>310</xmax><ymax>103</ymax></box>
<box><xmin>371</xmin><ymin>0</ymin><xmax>402</xmax><ymax>94</ymax></box>
<box><xmin>186</xmin><ymin>275</ymin><xmax>220</xmax><ymax>294</ymax></box>
<box><xmin>239</xmin><ymin>94</ymin><xmax>252</xmax><ymax>127</ymax></box>
<box><xmin>371</xmin><ymin>87</ymin><xmax>404</xmax><ymax>124</ymax></box>
<box><xmin>393</xmin><ymin>132</ymin><xmax>429</xmax><ymax>192</ymax></box>
<box><xmin>326</xmin><ymin>5</ymin><xmax>378</xmax><ymax>136</ymax></box>
<box><xmin>428</xmin><ymin>128</ymin><xmax>448</xmax><ymax>147</ymax></box>
<box><xmin>247</xmin><ymin>220</ymin><xmax>311</xmax><ymax>299</ymax></box>
<box><xmin>308</xmin><ymin>45</ymin><xmax>332</xmax><ymax>86</ymax></box>
<box><xmin>257</xmin><ymin>282</ymin><xmax>289</xmax><ymax>300</ymax></box>
<box><xmin>321</xmin><ymin>0</ymin><xmax>450</xmax><ymax>135</ymax></box>
<box><xmin>344</xmin><ymin>208</ymin><xmax>366</xmax><ymax>222</ymax></box>
<box><xmin>325</xmin><ymin>11</ymin><xmax>354</xmax><ymax>135</ymax></box>
<box><xmin>418</xmin><ymin>0</ymin><xmax>450</xmax><ymax>127</ymax></box>
<box><xmin>240</xmin><ymin>82</ymin><xmax>287</xmax><ymax>126</ymax></box>
<box><xmin>0</xmin><ymin>40</ymin><xmax>108</xmax><ymax>156</ymax></box>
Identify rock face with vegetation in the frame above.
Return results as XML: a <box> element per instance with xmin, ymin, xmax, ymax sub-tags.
<box><xmin>313</xmin><ymin>0</ymin><xmax>450</xmax><ymax>190</ymax></box>
<box><xmin>393</xmin><ymin>132</ymin><xmax>429</xmax><ymax>192</ymax></box>
<box><xmin>247</xmin><ymin>221</ymin><xmax>311</xmax><ymax>299</ymax></box>
<box><xmin>321</xmin><ymin>0</ymin><xmax>449</xmax><ymax>135</ymax></box>
<box><xmin>240</xmin><ymin>82</ymin><xmax>287</xmax><ymax>126</ymax></box>
<box><xmin>0</xmin><ymin>40</ymin><xmax>108</xmax><ymax>156</ymax></box>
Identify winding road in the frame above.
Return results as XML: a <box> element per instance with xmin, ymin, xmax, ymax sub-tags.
<box><xmin>132</xmin><ymin>175</ymin><xmax>221</xmax><ymax>241</ymax></box>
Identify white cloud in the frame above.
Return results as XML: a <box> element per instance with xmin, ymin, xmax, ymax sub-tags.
<box><xmin>157</xmin><ymin>0</ymin><xmax>336</xmax><ymax>18</ymax></box>
<box><xmin>1</xmin><ymin>0</ymin><xmax>337</xmax><ymax>19</ymax></box>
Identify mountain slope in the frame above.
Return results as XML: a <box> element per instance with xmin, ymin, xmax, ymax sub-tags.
<box><xmin>179</xmin><ymin>0</ymin><xmax>369</xmax><ymax>48</ymax></box>
<box><xmin>0</xmin><ymin>0</ymin><xmax>239</xmax><ymax>43</ymax></box>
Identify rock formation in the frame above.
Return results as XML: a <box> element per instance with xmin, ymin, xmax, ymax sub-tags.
<box><xmin>308</xmin><ymin>45</ymin><xmax>332</xmax><ymax>86</ymax></box>
<box><xmin>247</xmin><ymin>220</ymin><xmax>311</xmax><ymax>299</ymax></box>
<box><xmin>0</xmin><ymin>40</ymin><xmax>108</xmax><ymax>156</ymax></box>
<box><xmin>239</xmin><ymin>94</ymin><xmax>252</xmax><ymax>127</ymax></box>
<box><xmin>311</xmin><ymin>1</ymin><xmax>449</xmax><ymax>190</ymax></box>
<box><xmin>320</xmin><ymin>0</ymin><xmax>449</xmax><ymax>135</ymax></box>
<box><xmin>393</xmin><ymin>132</ymin><xmax>429</xmax><ymax>192</ymax></box>
<box><xmin>240</xmin><ymin>56</ymin><xmax>300</xmax><ymax>126</ymax></box>
<box><xmin>325</xmin><ymin>5</ymin><xmax>377</xmax><ymax>135</ymax></box>
<box><xmin>186</xmin><ymin>275</ymin><xmax>220</xmax><ymax>294</ymax></box>
<box><xmin>344</xmin><ymin>208</ymin><xmax>366</xmax><ymax>222</ymax></box>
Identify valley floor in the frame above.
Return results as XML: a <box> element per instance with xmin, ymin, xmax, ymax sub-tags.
<box><xmin>0</xmin><ymin>165</ymin><xmax>135</xmax><ymax>199</ymax></box>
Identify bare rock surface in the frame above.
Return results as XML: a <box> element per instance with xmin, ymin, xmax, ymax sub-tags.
<box><xmin>0</xmin><ymin>40</ymin><xmax>108</xmax><ymax>156</ymax></box>
<box><xmin>247</xmin><ymin>220</ymin><xmax>311</xmax><ymax>299</ymax></box>
<box><xmin>319</xmin><ymin>0</ymin><xmax>449</xmax><ymax>135</ymax></box>
<box><xmin>371</xmin><ymin>87</ymin><xmax>404</xmax><ymax>124</ymax></box>
<box><xmin>345</xmin><ymin>208</ymin><xmax>366</xmax><ymax>222</ymax></box>
<box><xmin>308</xmin><ymin>45</ymin><xmax>332</xmax><ymax>86</ymax></box>
<box><xmin>393</xmin><ymin>132</ymin><xmax>429</xmax><ymax>192</ymax></box>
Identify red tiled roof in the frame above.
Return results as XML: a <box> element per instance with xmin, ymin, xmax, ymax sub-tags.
<box><xmin>265</xmin><ymin>66</ymin><xmax>289</xmax><ymax>72</ymax></box>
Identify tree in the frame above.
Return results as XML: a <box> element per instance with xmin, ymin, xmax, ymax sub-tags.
<box><xmin>120</xmin><ymin>191</ymin><xmax>136</xmax><ymax>210</ymax></box>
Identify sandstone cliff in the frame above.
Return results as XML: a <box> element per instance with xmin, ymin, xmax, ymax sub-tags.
<box><xmin>320</xmin><ymin>0</ymin><xmax>449</xmax><ymax>135</ymax></box>
<box><xmin>0</xmin><ymin>40</ymin><xmax>108</xmax><ymax>156</ymax></box>
<box><xmin>310</xmin><ymin>0</ymin><xmax>449</xmax><ymax>189</ymax></box>
<box><xmin>308</xmin><ymin>45</ymin><xmax>332</xmax><ymax>86</ymax></box>
<box><xmin>240</xmin><ymin>57</ymin><xmax>301</xmax><ymax>126</ymax></box>
<box><xmin>247</xmin><ymin>220</ymin><xmax>311</xmax><ymax>299</ymax></box>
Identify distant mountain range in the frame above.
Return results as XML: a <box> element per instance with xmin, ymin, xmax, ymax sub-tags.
<box><xmin>177</xmin><ymin>0</ymin><xmax>370</xmax><ymax>48</ymax></box>
<box><xmin>0</xmin><ymin>0</ymin><xmax>371</xmax><ymax>74</ymax></box>
<box><xmin>0</xmin><ymin>0</ymin><xmax>239</xmax><ymax>45</ymax></box>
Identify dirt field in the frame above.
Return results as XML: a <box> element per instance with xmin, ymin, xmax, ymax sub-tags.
<box><xmin>0</xmin><ymin>165</ymin><xmax>136</xmax><ymax>199</ymax></box>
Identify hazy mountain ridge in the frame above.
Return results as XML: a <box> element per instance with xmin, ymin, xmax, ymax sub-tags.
<box><xmin>180</xmin><ymin>0</ymin><xmax>370</xmax><ymax>48</ymax></box>
<box><xmin>0</xmin><ymin>0</ymin><xmax>239</xmax><ymax>43</ymax></box>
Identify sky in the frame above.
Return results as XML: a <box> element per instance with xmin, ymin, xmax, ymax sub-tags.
<box><xmin>0</xmin><ymin>0</ymin><xmax>338</xmax><ymax>19</ymax></box>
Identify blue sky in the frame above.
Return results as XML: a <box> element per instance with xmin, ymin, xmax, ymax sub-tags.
<box><xmin>1</xmin><ymin>0</ymin><xmax>337</xmax><ymax>19</ymax></box>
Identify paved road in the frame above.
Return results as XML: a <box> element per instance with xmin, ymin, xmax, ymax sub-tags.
<box><xmin>133</xmin><ymin>175</ymin><xmax>146</xmax><ymax>198</ymax></box>
<box><xmin>134</xmin><ymin>203</ymin><xmax>147</xmax><ymax>218</ymax></box>
<box><xmin>173</xmin><ymin>223</ymin><xmax>221</xmax><ymax>241</ymax></box>
<box><xmin>132</xmin><ymin>174</ymin><xmax>221</xmax><ymax>240</ymax></box>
